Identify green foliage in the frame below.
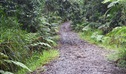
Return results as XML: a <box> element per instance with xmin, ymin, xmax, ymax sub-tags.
<box><xmin>107</xmin><ymin>26</ymin><xmax>126</xmax><ymax>47</ymax></box>
<box><xmin>0</xmin><ymin>70</ymin><xmax>14</xmax><ymax>74</ymax></box>
<box><xmin>101</xmin><ymin>0</ymin><xmax>126</xmax><ymax>33</ymax></box>
<box><xmin>80</xmin><ymin>25</ymin><xmax>126</xmax><ymax>67</ymax></box>
<box><xmin>24</xmin><ymin>33</ymin><xmax>39</xmax><ymax>44</ymax></box>
<box><xmin>0</xmin><ymin>0</ymin><xmax>46</xmax><ymax>32</ymax></box>
<box><xmin>91</xmin><ymin>32</ymin><xmax>104</xmax><ymax>42</ymax></box>
<box><xmin>72</xmin><ymin>0</ymin><xmax>126</xmax><ymax>34</ymax></box>
<box><xmin>0</xmin><ymin>0</ymin><xmax>61</xmax><ymax>73</ymax></box>
<box><xmin>0</xmin><ymin>52</ymin><xmax>31</xmax><ymax>73</ymax></box>
<box><xmin>0</xmin><ymin>16</ymin><xmax>59</xmax><ymax>73</ymax></box>
<box><xmin>45</xmin><ymin>0</ymin><xmax>84</xmax><ymax>25</ymax></box>
<box><xmin>2</xmin><ymin>0</ymin><xmax>126</xmax><ymax>72</ymax></box>
<box><xmin>17</xmin><ymin>50</ymin><xmax>59</xmax><ymax>74</ymax></box>
<box><xmin>4</xmin><ymin>60</ymin><xmax>31</xmax><ymax>72</ymax></box>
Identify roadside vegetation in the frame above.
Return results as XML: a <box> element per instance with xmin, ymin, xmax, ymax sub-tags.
<box><xmin>0</xmin><ymin>0</ymin><xmax>60</xmax><ymax>74</ymax></box>
<box><xmin>17</xmin><ymin>50</ymin><xmax>59</xmax><ymax>74</ymax></box>
<box><xmin>76</xmin><ymin>0</ymin><xmax>126</xmax><ymax>67</ymax></box>
<box><xmin>1</xmin><ymin>0</ymin><xmax>126</xmax><ymax>73</ymax></box>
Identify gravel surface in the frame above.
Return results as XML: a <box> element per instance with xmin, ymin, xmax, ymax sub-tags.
<box><xmin>31</xmin><ymin>22</ymin><xmax>126</xmax><ymax>74</ymax></box>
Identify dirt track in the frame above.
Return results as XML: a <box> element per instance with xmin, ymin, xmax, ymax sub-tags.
<box><xmin>31</xmin><ymin>22</ymin><xmax>126</xmax><ymax>74</ymax></box>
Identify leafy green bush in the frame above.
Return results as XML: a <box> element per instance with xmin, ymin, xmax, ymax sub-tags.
<box><xmin>107</xmin><ymin>26</ymin><xmax>126</xmax><ymax>47</ymax></box>
<box><xmin>102</xmin><ymin>0</ymin><xmax>126</xmax><ymax>32</ymax></box>
<box><xmin>91</xmin><ymin>32</ymin><xmax>104</xmax><ymax>42</ymax></box>
<box><xmin>0</xmin><ymin>0</ymin><xmax>46</xmax><ymax>32</ymax></box>
<box><xmin>0</xmin><ymin>0</ymin><xmax>61</xmax><ymax>73</ymax></box>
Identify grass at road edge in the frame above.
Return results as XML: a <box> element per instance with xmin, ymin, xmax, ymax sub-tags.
<box><xmin>79</xmin><ymin>32</ymin><xmax>116</xmax><ymax>50</ymax></box>
<box><xmin>79</xmin><ymin>32</ymin><xmax>117</xmax><ymax>55</ymax></box>
<box><xmin>17</xmin><ymin>49</ymin><xmax>59</xmax><ymax>74</ymax></box>
<box><xmin>79</xmin><ymin>32</ymin><xmax>126</xmax><ymax>67</ymax></box>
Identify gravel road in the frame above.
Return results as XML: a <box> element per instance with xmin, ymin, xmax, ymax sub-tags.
<box><xmin>31</xmin><ymin>22</ymin><xmax>126</xmax><ymax>74</ymax></box>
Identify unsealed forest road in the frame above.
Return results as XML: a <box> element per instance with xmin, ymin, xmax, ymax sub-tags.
<box><xmin>32</xmin><ymin>22</ymin><xmax>126</xmax><ymax>74</ymax></box>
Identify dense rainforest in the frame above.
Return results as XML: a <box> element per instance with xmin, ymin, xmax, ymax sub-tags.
<box><xmin>0</xmin><ymin>0</ymin><xmax>126</xmax><ymax>74</ymax></box>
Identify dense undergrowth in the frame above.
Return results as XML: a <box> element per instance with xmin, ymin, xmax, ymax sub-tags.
<box><xmin>1</xmin><ymin>0</ymin><xmax>126</xmax><ymax>73</ymax></box>
<box><xmin>0</xmin><ymin>0</ymin><xmax>60</xmax><ymax>74</ymax></box>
